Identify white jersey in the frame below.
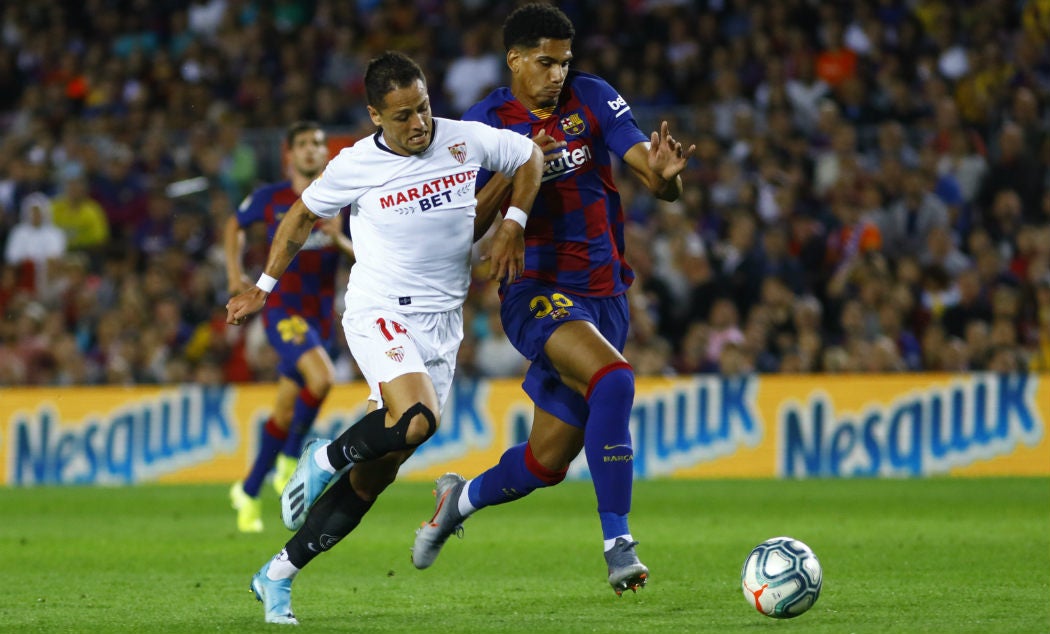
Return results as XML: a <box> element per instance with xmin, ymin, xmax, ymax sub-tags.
<box><xmin>301</xmin><ymin>117</ymin><xmax>534</xmax><ymax>312</ymax></box>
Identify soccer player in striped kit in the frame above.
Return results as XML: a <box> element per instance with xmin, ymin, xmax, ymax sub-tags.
<box><xmin>225</xmin><ymin>121</ymin><xmax>354</xmax><ymax>533</ymax></box>
<box><xmin>411</xmin><ymin>3</ymin><xmax>695</xmax><ymax>595</ymax></box>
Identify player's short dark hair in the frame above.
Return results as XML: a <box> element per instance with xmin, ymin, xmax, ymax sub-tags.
<box><xmin>503</xmin><ymin>3</ymin><xmax>575</xmax><ymax>51</ymax></box>
<box><xmin>285</xmin><ymin>120</ymin><xmax>322</xmax><ymax>147</ymax></box>
<box><xmin>365</xmin><ymin>51</ymin><xmax>426</xmax><ymax>108</ymax></box>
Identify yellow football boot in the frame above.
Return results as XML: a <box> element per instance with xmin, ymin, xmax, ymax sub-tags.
<box><xmin>229</xmin><ymin>481</ymin><xmax>264</xmax><ymax>533</ymax></box>
<box><xmin>273</xmin><ymin>453</ymin><xmax>298</xmax><ymax>496</ymax></box>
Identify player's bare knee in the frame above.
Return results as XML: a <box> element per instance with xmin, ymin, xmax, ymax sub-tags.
<box><xmin>271</xmin><ymin>412</ymin><xmax>293</xmax><ymax>431</ymax></box>
<box><xmin>526</xmin><ymin>442</ymin><xmax>569</xmax><ymax>485</ymax></box>
<box><xmin>305</xmin><ymin>377</ymin><xmax>333</xmax><ymax>400</ymax></box>
<box><xmin>400</xmin><ymin>402</ymin><xmax>438</xmax><ymax>446</ymax></box>
<box><xmin>529</xmin><ymin>440</ymin><xmax>574</xmax><ymax>473</ymax></box>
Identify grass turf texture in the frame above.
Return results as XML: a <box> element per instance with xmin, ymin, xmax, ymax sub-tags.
<box><xmin>1</xmin><ymin>478</ymin><xmax>1047</xmax><ymax>633</ymax></box>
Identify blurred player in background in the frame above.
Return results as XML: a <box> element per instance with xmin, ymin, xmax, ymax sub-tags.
<box><xmin>411</xmin><ymin>3</ymin><xmax>695</xmax><ymax>596</ymax></box>
<box><xmin>225</xmin><ymin>51</ymin><xmax>544</xmax><ymax>624</ymax></box>
<box><xmin>224</xmin><ymin>121</ymin><xmax>355</xmax><ymax>533</ymax></box>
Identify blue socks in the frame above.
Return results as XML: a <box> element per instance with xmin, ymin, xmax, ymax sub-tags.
<box><xmin>467</xmin><ymin>361</ymin><xmax>636</xmax><ymax>545</ymax></box>
<box><xmin>582</xmin><ymin>363</ymin><xmax>635</xmax><ymax>541</ymax></box>
<box><xmin>468</xmin><ymin>442</ymin><xmax>567</xmax><ymax>508</ymax></box>
<box><xmin>282</xmin><ymin>387</ymin><xmax>323</xmax><ymax>458</ymax></box>
<box><xmin>243</xmin><ymin>386</ymin><xmax>325</xmax><ymax>498</ymax></box>
<box><xmin>243</xmin><ymin>419</ymin><xmax>287</xmax><ymax>497</ymax></box>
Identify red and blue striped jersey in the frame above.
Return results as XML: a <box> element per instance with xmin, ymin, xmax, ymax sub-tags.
<box><xmin>464</xmin><ymin>70</ymin><xmax>648</xmax><ymax>297</ymax></box>
<box><xmin>236</xmin><ymin>181</ymin><xmax>346</xmax><ymax>339</ymax></box>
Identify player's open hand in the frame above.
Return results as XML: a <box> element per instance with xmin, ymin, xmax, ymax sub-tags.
<box><xmin>648</xmin><ymin>120</ymin><xmax>695</xmax><ymax>182</ymax></box>
<box><xmin>225</xmin><ymin>288</ymin><xmax>267</xmax><ymax>326</ymax></box>
<box><xmin>486</xmin><ymin>217</ymin><xmax>525</xmax><ymax>284</ymax></box>
<box><xmin>533</xmin><ymin>131</ymin><xmax>566</xmax><ymax>161</ymax></box>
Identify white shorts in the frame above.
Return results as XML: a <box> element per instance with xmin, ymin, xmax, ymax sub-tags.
<box><xmin>341</xmin><ymin>303</ymin><xmax>463</xmax><ymax>411</ymax></box>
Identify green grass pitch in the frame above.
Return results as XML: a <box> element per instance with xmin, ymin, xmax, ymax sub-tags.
<box><xmin>1</xmin><ymin>477</ymin><xmax>1047</xmax><ymax>633</ymax></box>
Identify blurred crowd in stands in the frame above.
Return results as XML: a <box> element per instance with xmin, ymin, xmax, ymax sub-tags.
<box><xmin>1</xmin><ymin>0</ymin><xmax>1049</xmax><ymax>387</ymax></box>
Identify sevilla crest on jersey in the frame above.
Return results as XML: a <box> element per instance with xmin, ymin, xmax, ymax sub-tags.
<box><xmin>448</xmin><ymin>142</ymin><xmax>467</xmax><ymax>164</ymax></box>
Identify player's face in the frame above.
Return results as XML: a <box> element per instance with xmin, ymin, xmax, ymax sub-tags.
<box><xmin>508</xmin><ymin>38</ymin><xmax>573</xmax><ymax>110</ymax></box>
<box><xmin>288</xmin><ymin>129</ymin><xmax>328</xmax><ymax>178</ymax></box>
<box><xmin>368</xmin><ymin>79</ymin><xmax>433</xmax><ymax>156</ymax></box>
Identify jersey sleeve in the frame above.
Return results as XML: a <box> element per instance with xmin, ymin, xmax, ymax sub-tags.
<box><xmin>300</xmin><ymin>147</ymin><xmax>366</xmax><ymax>218</ymax></box>
<box><xmin>470</xmin><ymin>122</ymin><xmax>534</xmax><ymax>177</ymax></box>
<box><xmin>461</xmin><ymin>106</ymin><xmax>500</xmax><ymax>191</ymax></box>
<box><xmin>236</xmin><ymin>188</ymin><xmax>268</xmax><ymax>228</ymax></box>
<box><xmin>589</xmin><ymin>78</ymin><xmax>649</xmax><ymax>159</ymax></box>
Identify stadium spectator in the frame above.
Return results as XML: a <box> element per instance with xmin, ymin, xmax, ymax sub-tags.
<box><xmin>50</xmin><ymin>170</ymin><xmax>110</xmax><ymax>255</ymax></box>
<box><xmin>785</xmin><ymin>51</ymin><xmax>830</xmax><ymax>136</ymax></box>
<box><xmin>713</xmin><ymin>210</ymin><xmax>764</xmax><ymax>316</ymax></box>
<box><xmin>215</xmin><ymin>113</ymin><xmax>259</xmax><ymax>203</ymax></box>
<box><xmin>132</xmin><ymin>189</ymin><xmax>176</xmax><ymax>258</ymax></box>
<box><xmin>3</xmin><ymin>192</ymin><xmax>66</xmax><ymax>295</ymax></box>
<box><xmin>89</xmin><ymin>144</ymin><xmax>149</xmax><ymax>238</ymax></box>
<box><xmin>815</xmin><ymin>19</ymin><xmax>859</xmax><ymax>89</ymax></box>
<box><xmin>442</xmin><ymin>26</ymin><xmax>502</xmax><ymax>117</ymax></box>
<box><xmin>706</xmin><ymin>296</ymin><xmax>746</xmax><ymax>368</ymax></box>
<box><xmin>878</xmin><ymin>168</ymin><xmax>950</xmax><ymax>261</ymax></box>
<box><xmin>976</xmin><ymin>122</ymin><xmax>1046</xmax><ymax>222</ymax></box>
<box><xmin>942</xmin><ymin>267</ymin><xmax>993</xmax><ymax>340</ymax></box>
<box><xmin>921</xmin><ymin>225</ymin><xmax>972</xmax><ymax>278</ymax></box>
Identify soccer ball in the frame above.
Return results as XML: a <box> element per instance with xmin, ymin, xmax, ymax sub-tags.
<box><xmin>740</xmin><ymin>536</ymin><xmax>822</xmax><ymax>619</ymax></box>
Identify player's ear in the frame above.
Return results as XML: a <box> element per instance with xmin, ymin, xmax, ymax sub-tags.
<box><xmin>367</xmin><ymin>105</ymin><xmax>382</xmax><ymax>128</ymax></box>
<box><xmin>507</xmin><ymin>48</ymin><xmax>521</xmax><ymax>73</ymax></box>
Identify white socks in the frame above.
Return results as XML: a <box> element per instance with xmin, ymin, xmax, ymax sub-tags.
<box><xmin>603</xmin><ymin>534</ymin><xmax>634</xmax><ymax>552</ymax></box>
<box><xmin>458</xmin><ymin>480</ymin><xmax>477</xmax><ymax>517</ymax></box>
<box><xmin>266</xmin><ymin>549</ymin><xmax>300</xmax><ymax>580</ymax></box>
<box><xmin>312</xmin><ymin>442</ymin><xmax>336</xmax><ymax>474</ymax></box>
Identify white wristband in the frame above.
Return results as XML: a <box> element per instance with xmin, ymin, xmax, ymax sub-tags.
<box><xmin>504</xmin><ymin>206</ymin><xmax>529</xmax><ymax>229</ymax></box>
<box><xmin>256</xmin><ymin>273</ymin><xmax>278</xmax><ymax>293</ymax></box>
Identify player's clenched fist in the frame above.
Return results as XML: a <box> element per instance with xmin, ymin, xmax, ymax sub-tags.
<box><xmin>226</xmin><ymin>288</ymin><xmax>267</xmax><ymax>325</ymax></box>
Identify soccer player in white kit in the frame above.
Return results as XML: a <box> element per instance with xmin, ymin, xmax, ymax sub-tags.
<box><xmin>225</xmin><ymin>51</ymin><xmax>544</xmax><ymax>625</ymax></box>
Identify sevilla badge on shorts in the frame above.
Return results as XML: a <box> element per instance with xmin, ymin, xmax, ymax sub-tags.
<box><xmin>385</xmin><ymin>346</ymin><xmax>405</xmax><ymax>363</ymax></box>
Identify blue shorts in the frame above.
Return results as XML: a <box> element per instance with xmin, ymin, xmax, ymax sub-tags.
<box><xmin>500</xmin><ymin>280</ymin><xmax>629</xmax><ymax>428</ymax></box>
<box><xmin>263</xmin><ymin>310</ymin><xmax>325</xmax><ymax>384</ymax></box>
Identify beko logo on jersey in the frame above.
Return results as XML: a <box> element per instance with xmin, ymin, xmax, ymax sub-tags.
<box><xmin>379</xmin><ymin>170</ymin><xmax>477</xmax><ymax>211</ymax></box>
<box><xmin>607</xmin><ymin>94</ymin><xmax>632</xmax><ymax>118</ymax></box>
<box><xmin>543</xmin><ymin>145</ymin><xmax>592</xmax><ymax>182</ymax></box>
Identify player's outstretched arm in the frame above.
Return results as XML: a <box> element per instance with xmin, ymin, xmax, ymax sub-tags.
<box><xmin>226</xmin><ymin>198</ymin><xmax>319</xmax><ymax>325</ymax></box>
<box><xmin>624</xmin><ymin>120</ymin><xmax>696</xmax><ymax>202</ymax></box>
<box><xmin>486</xmin><ymin>143</ymin><xmax>544</xmax><ymax>283</ymax></box>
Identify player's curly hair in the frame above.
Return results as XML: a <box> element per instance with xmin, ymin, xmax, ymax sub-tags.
<box><xmin>503</xmin><ymin>3</ymin><xmax>575</xmax><ymax>51</ymax></box>
<box><xmin>365</xmin><ymin>51</ymin><xmax>426</xmax><ymax>108</ymax></box>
